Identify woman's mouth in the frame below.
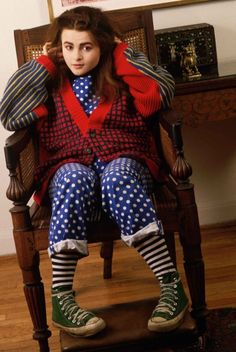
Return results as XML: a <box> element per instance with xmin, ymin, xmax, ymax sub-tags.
<box><xmin>72</xmin><ymin>64</ymin><xmax>84</xmax><ymax>69</ymax></box>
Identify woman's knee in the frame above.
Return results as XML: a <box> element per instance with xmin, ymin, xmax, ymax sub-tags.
<box><xmin>50</xmin><ymin>163</ymin><xmax>98</xmax><ymax>198</ymax></box>
<box><xmin>101</xmin><ymin>158</ymin><xmax>142</xmax><ymax>193</ymax></box>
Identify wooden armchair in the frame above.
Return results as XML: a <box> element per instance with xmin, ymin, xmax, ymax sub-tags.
<box><xmin>4</xmin><ymin>9</ymin><xmax>207</xmax><ymax>352</ymax></box>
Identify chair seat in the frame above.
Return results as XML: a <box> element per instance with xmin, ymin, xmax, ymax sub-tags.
<box><xmin>60</xmin><ymin>297</ymin><xmax>197</xmax><ymax>352</ymax></box>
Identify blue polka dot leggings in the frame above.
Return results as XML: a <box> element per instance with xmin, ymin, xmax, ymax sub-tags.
<box><xmin>48</xmin><ymin>157</ymin><xmax>164</xmax><ymax>257</ymax></box>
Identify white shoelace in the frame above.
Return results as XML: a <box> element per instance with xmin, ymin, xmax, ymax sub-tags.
<box><xmin>56</xmin><ymin>291</ymin><xmax>93</xmax><ymax>324</ymax></box>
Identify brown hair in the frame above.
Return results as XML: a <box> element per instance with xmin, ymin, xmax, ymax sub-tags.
<box><xmin>47</xmin><ymin>6</ymin><xmax>125</xmax><ymax>100</ymax></box>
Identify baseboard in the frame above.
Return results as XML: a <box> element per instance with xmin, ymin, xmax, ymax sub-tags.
<box><xmin>200</xmin><ymin>219</ymin><xmax>236</xmax><ymax>231</ymax></box>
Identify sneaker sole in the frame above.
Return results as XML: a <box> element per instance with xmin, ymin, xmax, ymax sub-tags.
<box><xmin>53</xmin><ymin>317</ymin><xmax>106</xmax><ymax>337</ymax></box>
<box><xmin>148</xmin><ymin>304</ymin><xmax>189</xmax><ymax>333</ymax></box>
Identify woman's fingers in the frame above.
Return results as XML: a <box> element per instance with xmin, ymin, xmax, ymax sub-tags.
<box><xmin>43</xmin><ymin>42</ymin><xmax>52</xmax><ymax>56</ymax></box>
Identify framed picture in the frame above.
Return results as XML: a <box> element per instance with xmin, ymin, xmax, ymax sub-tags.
<box><xmin>47</xmin><ymin>0</ymin><xmax>213</xmax><ymax>22</ymax></box>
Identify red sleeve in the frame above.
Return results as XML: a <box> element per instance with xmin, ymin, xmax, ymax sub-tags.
<box><xmin>33</xmin><ymin>103</ymin><xmax>48</xmax><ymax>119</ymax></box>
<box><xmin>113</xmin><ymin>43</ymin><xmax>161</xmax><ymax>116</ymax></box>
<box><xmin>36</xmin><ymin>55</ymin><xmax>57</xmax><ymax>78</ymax></box>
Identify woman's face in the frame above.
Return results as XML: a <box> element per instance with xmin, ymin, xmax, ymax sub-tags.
<box><xmin>61</xmin><ymin>29</ymin><xmax>101</xmax><ymax>76</ymax></box>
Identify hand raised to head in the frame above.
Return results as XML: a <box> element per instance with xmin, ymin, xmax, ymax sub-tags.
<box><xmin>43</xmin><ymin>42</ymin><xmax>64</xmax><ymax>64</ymax></box>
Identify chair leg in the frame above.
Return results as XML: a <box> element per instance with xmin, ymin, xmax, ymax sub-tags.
<box><xmin>24</xmin><ymin>281</ymin><xmax>51</xmax><ymax>352</ymax></box>
<box><xmin>100</xmin><ymin>241</ymin><xmax>114</xmax><ymax>279</ymax></box>
<box><xmin>177</xmin><ymin>185</ymin><xmax>208</xmax><ymax>331</ymax></box>
<box><xmin>11</xmin><ymin>205</ymin><xmax>51</xmax><ymax>352</ymax></box>
<box><xmin>164</xmin><ymin>231</ymin><xmax>177</xmax><ymax>268</ymax></box>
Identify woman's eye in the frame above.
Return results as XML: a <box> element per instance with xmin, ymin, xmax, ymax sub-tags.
<box><xmin>65</xmin><ymin>45</ymin><xmax>73</xmax><ymax>51</ymax></box>
<box><xmin>83</xmin><ymin>45</ymin><xmax>92</xmax><ymax>52</ymax></box>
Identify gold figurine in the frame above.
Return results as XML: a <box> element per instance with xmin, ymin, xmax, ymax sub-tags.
<box><xmin>180</xmin><ymin>40</ymin><xmax>202</xmax><ymax>80</ymax></box>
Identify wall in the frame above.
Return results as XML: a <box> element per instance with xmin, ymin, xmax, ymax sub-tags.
<box><xmin>0</xmin><ymin>0</ymin><xmax>235</xmax><ymax>255</ymax></box>
<box><xmin>153</xmin><ymin>0</ymin><xmax>236</xmax><ymax>225</ymax></box>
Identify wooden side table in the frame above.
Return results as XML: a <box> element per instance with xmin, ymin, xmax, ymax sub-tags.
<box><xmin>172</xmin><ymin>62</ymin><xmax>236</xmax><ymax>127</ymax></box>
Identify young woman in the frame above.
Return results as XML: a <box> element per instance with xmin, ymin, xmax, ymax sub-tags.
<box><xmin>0</xmin><ymin>6</ymin><xmax>188</xmax><ymax>337</ymax></box>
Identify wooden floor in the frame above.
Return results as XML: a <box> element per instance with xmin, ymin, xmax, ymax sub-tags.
<box><xmin>0</xmin><ymin>224</ymin><xmax>236</xmax><ymax>352</ymax></box>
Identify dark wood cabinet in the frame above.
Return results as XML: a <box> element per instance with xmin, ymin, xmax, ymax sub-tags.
<box><xmin>172</xmin><ymin>62</ymin><xmax>236</xmax><ymax>126</ymax></box>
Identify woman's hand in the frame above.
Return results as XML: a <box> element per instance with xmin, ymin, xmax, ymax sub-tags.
<box><xmin>43</xmin><ymin>42</ymin><xmax>64</xmax><ymax>64</ymax></box>
<box><xmin>114</xmin><ymin>36</ymin><xmax>122</xmax><ymax>44</ymax></box>
<box><xmin>43</xmin><ymin>42</ymin><xmax>52</xmax><ymax>56</ymax></box>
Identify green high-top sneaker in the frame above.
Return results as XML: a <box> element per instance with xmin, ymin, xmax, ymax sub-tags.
<box><xmin>148</xmin><ymin>272</ymin><xmax>189</xmax><ymax>332</ymax></box>
<box><xmin>52</xmin><ymin>287</ymin><xmax>106</xmax><ymax>337</ymax></box>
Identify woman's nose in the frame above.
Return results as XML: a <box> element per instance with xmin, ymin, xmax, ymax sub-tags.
<box><xmin>74</xmin><ymin>50</ymin><xmax>83</xmax><ymax>60</ymax></box>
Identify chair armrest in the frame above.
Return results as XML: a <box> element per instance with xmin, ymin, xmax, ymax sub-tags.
<box><xmin>4</xmin><ymin>128</ymin><xmax>37</xmax><ymax>203</ymax></box>
<box><xmin>158</xmin><ymin>109</ymin><xmax>192</xmax><ymax>183</ymax></box>
<box><xmin>4</xmin><ymin>129</ymin><xmax>32</xmax><ymax>169</ymax></box>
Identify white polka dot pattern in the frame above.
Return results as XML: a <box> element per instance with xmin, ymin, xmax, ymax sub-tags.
<box><xmin>72</xmin><ymin>75</ymin><xmax>99</xmax><ymax>115</ymax></box>
<box><xmin>48</xmin><ymin>158</ymin><xmax>155</xmax><ymax>255</ymax></box>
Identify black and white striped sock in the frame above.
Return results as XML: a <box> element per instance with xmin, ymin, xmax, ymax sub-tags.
<box><xmin>134</xmin><ymin>234</ymin><xmax>176</xmax><ymax>281</ymax></box>
<box><xmin>51</xmin><ymin>253</ymin><xmax>79</xmax><ymax>290</ymax></box>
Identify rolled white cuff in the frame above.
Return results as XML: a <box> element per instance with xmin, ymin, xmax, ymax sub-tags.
<box><xmin>48</xmin><ymin>239</ymin><xmax>89</xmax><ymax>258</ymax></box>
<box><xmin>121</xmin><ymin>220</ymin><xmax>164</xmax><ymax>247</ymax></box>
